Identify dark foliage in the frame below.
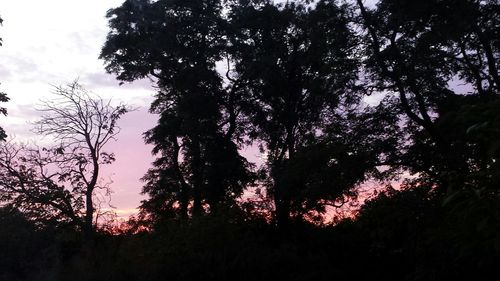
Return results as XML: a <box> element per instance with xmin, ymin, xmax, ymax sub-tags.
<box><xmin>2</xmin><ymin>190</ymin><xmax>499</xmax><ymax>281</ymax></box>
<box><xmin>356</xmin><ymin>0</ymin><xmax>500</xmax><ymax>192</ymax></box>
<box><xmin>101</xmin><ymin>0</ymin><xmax>254</xmax><ymax>220</ymax></box>
<box><xmin>227</xmin><ymin>0</ymin><xmax>369</xmax><ymax>225</ymax></box>
<box><xmin>0</xmin><ymin>15</ymin><xmax>8</xmax><ymax>141</ymax></box>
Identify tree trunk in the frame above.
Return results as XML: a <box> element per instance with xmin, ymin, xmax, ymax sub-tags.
<box><xmin>272</xmin><ymin>162</ymin><xmax>290</xmax><ymax>228</ymax></box>
<box><xmin>84</xmin><ymin>189</ymin><xmax>94</xmax><ymax>240</ymax></box>
<box><xmin>84</xmin><ymin>138</ymin><xmax>99</xmax><ymax>240</ymax></box>
<box><xmin>274</xmin><ymin>192</ymin><xmax>290</xmax><ymax>229</ymax></box>
<box><xmin>171</xmin><ymin>136</ymin><xmax>190</xmax><ymax>220</ymax></box>
<box><xmin>191</xmin><ymin>135</ymin><xmax>203</xmax><ymax>217</ymax></box>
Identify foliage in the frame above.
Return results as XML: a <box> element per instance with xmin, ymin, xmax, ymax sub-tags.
<box><xmin>0</xmin><ymin>207</ymin><xmax>59</xmax><ymax>281</ymax></box>
<box><xmin>0</xmin><ymin>15</ymin><xmax>8</xmax><ymax>141</ymax></box>
<box><xmin>101</xmin><ymin>0</ymin><xmax>254</xmax><ymax>220</ymax></box>
<box><xmin>100</xmin><ymin>0</ymin><xmax>499</xmax><ymax>224</ymax></box>
<box><xmin>226</xmin><ymin>0</ymin><xmax>363</xmax><ymax>225</ymax></box>
<box><xmin>353</xmin><ymin>184</ymin><xmax>500</xmax><ymax>280</ymax></box>
<box><xmin>356</xmin><ymin>0</ymin><xmax>500</xmax><ymax>192</ymax></box>
<box><xmin>2</xmin><ymin>203</ymin><xmax>498</xmax><ymax>281</ymax></box>
<box><xmin>0</xmin><ymin>85</ymin><xmax>7</xmax><ymax>141</ymax></box>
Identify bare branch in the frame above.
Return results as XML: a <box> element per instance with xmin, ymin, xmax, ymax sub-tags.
<box><xmin>0</xmin><ymin>81</ymin><xmax>131</xmax><ymax>237</ymax></box>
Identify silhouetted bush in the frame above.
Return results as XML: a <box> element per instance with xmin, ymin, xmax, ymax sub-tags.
<box><xmin>1</xmin><ymin>188</ymin><xmax>499</xmax><ymax>281</ymax></box>
<box><xmin>0</xmin><ymin>207</ymin><xmax>59</xmax><ymax>281</ymax></box>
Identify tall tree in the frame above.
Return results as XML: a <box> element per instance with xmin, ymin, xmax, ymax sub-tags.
<box><xmin>0</xmin><ymin>82</ymin><xmax>129</xmax><ymax>238</ymax></box>
<box><xmin>101</xmin><ymin>0</ymin><xmax>253</xmax><ymax>221</ymax></box>
<box><xmin>355</xmin><ymin>0</ymin><xmax>500</xmax><ymax>191</ymax></box>
<box><xmin>227</xmin><ymin>0</ymin><xmax>365</xmax><ymax>225</ymax></box>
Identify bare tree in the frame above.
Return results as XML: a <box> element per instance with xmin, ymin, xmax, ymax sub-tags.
<box><xmin>0</xmin><ymin>81</ymin><xmax>129</xmax><ymax>238</ymax></box>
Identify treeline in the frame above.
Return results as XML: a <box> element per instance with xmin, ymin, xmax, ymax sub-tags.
<box><xmin>1</xmin><ymin>186</ymin><xmax>498</xmax><ymax>280</ymax></box>
<box><xmin>0</xmin><ymin>0</ymin><xmax>499</xmax><ymax>280</ymax></box>
<box><xmin>99</xmin><ymin>0</ymin><xmax>499</xmax><ymax>226</ymax></box>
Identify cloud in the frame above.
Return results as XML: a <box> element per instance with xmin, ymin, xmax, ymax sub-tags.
<box><xmin>67</xmin><ymin>32</ymin><xmax>94</xmax><ymax>56</ymax></box>
<box><xmin>0</xmin><ymin>56</ymin><xmax>40</xmax><ymax>82</ymax></box>
<box><xmin>0</xmin><ymin>66</ymin><xmax>11</xmax><ymax>78</ymax></box>
<box><xmin>83</xmin><ymin>70</ymin><xmax>155</xmax><ymax>91</ymax></box>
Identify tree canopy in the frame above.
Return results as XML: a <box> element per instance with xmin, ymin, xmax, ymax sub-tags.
<box><xmin>100</xmin><ymin>0</ymin><xmax>500</xmax><ymax>226</ymax></box>
<box><xmin>101</xmin><ymin>0</ymin><xmax>254</xmax><ymax>220</ymax></box>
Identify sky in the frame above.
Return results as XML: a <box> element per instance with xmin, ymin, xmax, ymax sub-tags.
<box><xmin>0</xmin><ymin>0</ymin><xmax>160</xmax><ymax>218</ymax></box>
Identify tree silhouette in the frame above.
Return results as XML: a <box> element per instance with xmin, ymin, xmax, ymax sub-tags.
<box><xmin>0</xmin><ymin>82</ymin><xmax>129</xmax><ymax>238</ymax></box>
<box><xmin>355</xmin><ymin>0</ymin><xmax>500</xmax><ymax>192</ymax></box>
<box><xmin>101</xmin><ymin>0</ymin><xmax>253</xmax><ymax>220</ymax></box>
<box><xmin>227</xmin><ymin>0</ymin><xmax>364</xmax><ymax>225</ymax></box>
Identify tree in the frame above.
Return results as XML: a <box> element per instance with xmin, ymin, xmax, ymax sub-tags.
<box><xmin>0</xmin><ymin>15</ymin><xmax>9</xmax><ymax>141</ymax></box>
<box><xmin>227</xmin><ymin>0</ymin><xmax>368</xmax><ymax>225</ymax></box>
<box><xmin>0</xmin><ymin>82</ymin><xmax>129</xmax><ymax>238</ymax></box>
<box><xmin>101</xmin><ymin>0</ymin><xmax>253</xmax><ymax>221</ymax></box>
<box><xmin>355</xmin><ymin>0</ymin><xmax>500</xmax><ymax>192</ymax></box>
